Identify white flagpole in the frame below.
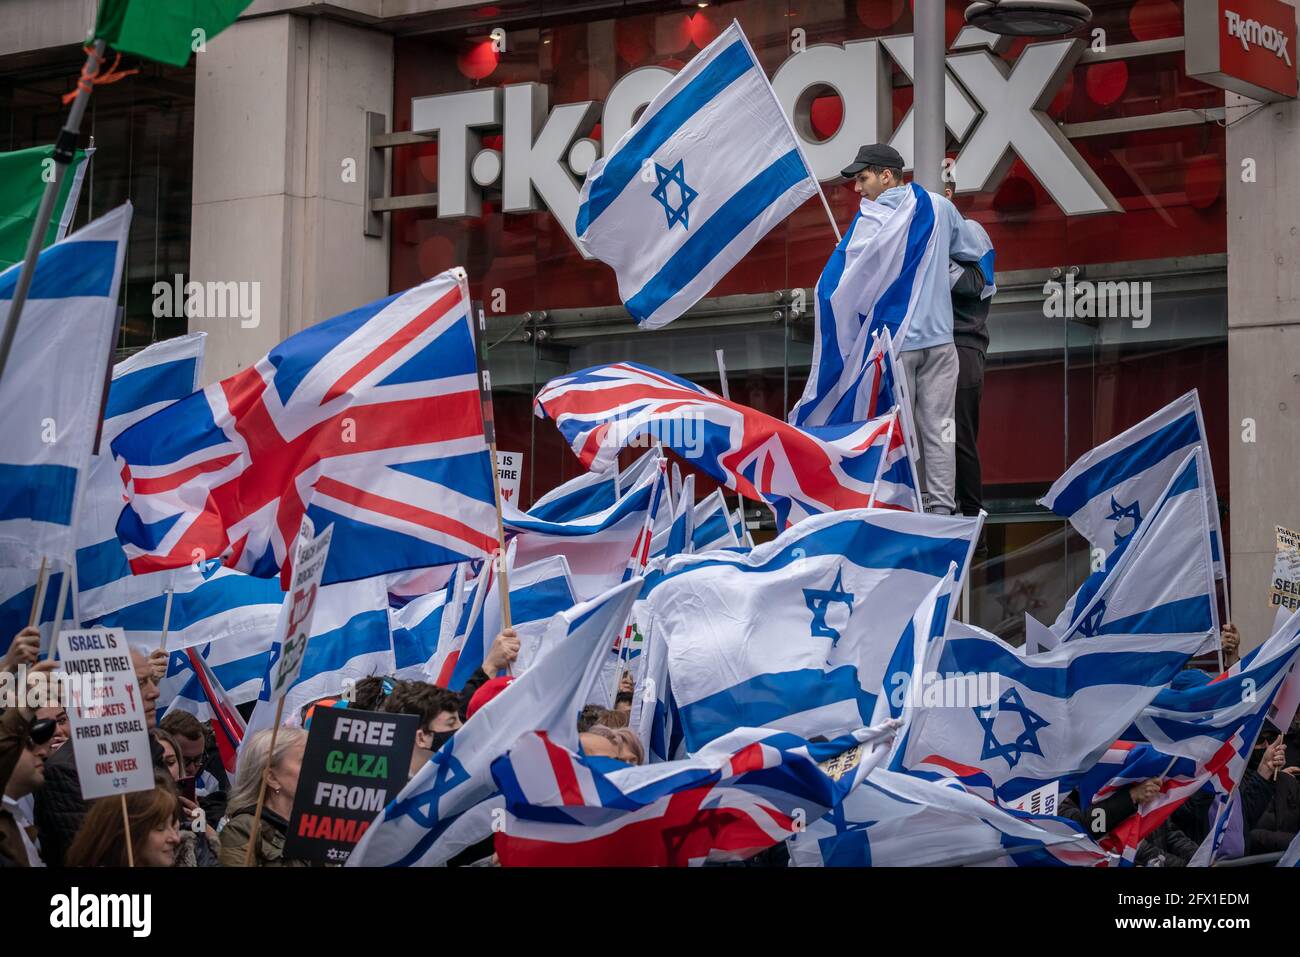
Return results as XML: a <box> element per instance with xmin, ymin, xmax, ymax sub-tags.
<box><xmin>713</xmin><ymin>349</ymin><xmax>749</xmax><ymax>532</ymax></box>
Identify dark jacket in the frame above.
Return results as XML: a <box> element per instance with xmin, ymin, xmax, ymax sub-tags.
<box><xmin>0</xmin><ymin>709</ymin><xmax>35</xmax><ymax>867</ymax></box>
<box><xmin>218</xmin><ymin>805</ymin><xmax>312</xmax><ymax>867</ymax></box>
<box><xmin>1249</xmin><ymin>769</ymin><xmax>1300</xmax><ymax>853</ymax></box>
<box><xmin>951</xmin><ymin>260</ymin><xmax>990</xmax><ymax>354</ymax></box>
<box><xmin>35</xmin><ymin>730</ymin><xmax>166</xmax><ymax>867</ymax></box>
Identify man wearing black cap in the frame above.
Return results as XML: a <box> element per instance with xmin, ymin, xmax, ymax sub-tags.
<box><xmin>837</xmin><ymin>144</ymin><xmax>990</xmax><ymax>515</ymax></box>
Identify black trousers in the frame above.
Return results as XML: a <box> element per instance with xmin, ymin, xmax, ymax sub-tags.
<box><xmin>955</xmin><ymin>346</ymin><xmax>985</xmax><ymax>517</ymax></box>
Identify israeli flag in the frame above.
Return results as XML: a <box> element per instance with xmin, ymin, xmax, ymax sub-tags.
<box><xmin>576</xmin><ymin>20</ymin><xmax>818</xmax><ymax>330</ymax></box>
<box><xmin>347</xmin><ymin>576</ymin><xmax>642</xmax><ymax>867</ymax></box>
<box><xmin>504</xmin><ymin>461</ymin><xmax>662</xmax><ymax>599</ymax></box>
<box><xmin>88</xmin><ymin>561</ymin><xmax>284</xmax><ymax>670</ymax></box>
<box><xmin>650</xmin><ymin>474</ymin><xmax>694</xmax><ymax>560</ymax></box>
<box><xmin>644</xmin><ymin>508</ymin><xmax>982</xmax><ymax>753</ymax></box>
<box><xmin>789</xmin><ymin>189</ymin><xmax>993</xmax><ymax>428</ymax></box>
<box><xmin>244</xmin><ymin>576</ymin><xmax>394</xmax><ymax>740</ymax></box>
<box><xmin>526</xmin><ymin>448</ymin><xmax>662</xmax><ymax>523</ymax></box>
<box><xmin>442</xmin><ymin>550</ymin><xmax>577</xmax><ymax>690</ymax></box>
<box><xmin>894</xmin><ymin>625</ymin><xmax>1207</xmax><ymax>806</ymax></box>
<box><xmin>788</xmin><ymin>767</ymin><xmax>1107</xmax><ymax>867</ymax></box>
<box><xmin>390</xmin><ymin>566</ymin><xmax>465</xmax><ymax>680</ymax></box>
<box><xmin>158</xmin><ymin>626</ymin><xmax>276</xmax><ymax>711</ymax></box>
<box><xmin>691</xmin><ymin>489</ymin><xmax>741</xmax><ymax>552</ymax></box>
<box><xmin>1039</xmin><ymin>391</ymin><xmax>1225</xmax><ymax>577</ymax></box>
<box><xmin>1047</xmin><ymin>449</ymin><xmax>1219</xmax><ymax>650</ymax></box>
<box><xmin>0</xmin><ymin>204</ymin><xmax>132</xmax><ymax>567</ymax></box>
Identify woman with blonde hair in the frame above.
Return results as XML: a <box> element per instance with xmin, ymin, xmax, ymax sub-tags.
<box><xmin>66</xmin><ymin>769</ymin><xmax>182</xmax><ymax>867</ymax></box>
<box><xmin>218</xmin><ymin>727</ymin><xmax>309</xmax><ymax>867</ymax></box>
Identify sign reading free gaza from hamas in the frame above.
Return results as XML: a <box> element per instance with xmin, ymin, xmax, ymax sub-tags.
<box><xmin>285</xmin><ymin>707</ymin><xmax>419</xmax><ymax>864</ymax></box>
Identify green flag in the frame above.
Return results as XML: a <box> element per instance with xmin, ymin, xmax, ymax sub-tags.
<box><xmin>94</xmin><ymin>0</ymin><xmax>254</xmax><ymax>68</ymax></box>
<box><xmin>0</xmin><ymin>145</ymin><xmax>93</xmax><ymax>272</ymax></box>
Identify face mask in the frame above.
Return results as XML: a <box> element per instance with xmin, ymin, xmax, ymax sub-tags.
<box><xmin>428</xmin><ymin>729</ymin><xmax>456</xmax><ymax>753</ymax></box>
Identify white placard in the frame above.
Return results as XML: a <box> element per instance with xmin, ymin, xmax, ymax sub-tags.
<box><xmin>268</xmin><ymin>521</ymin><xmax>334</xmax><ymax>703</ymax></box>
<box><xmin>496</xmin><ymin>451</ymin><xmax>524</xmax><ymax>505</ymax></box>
<box><xmin>58</xmin><ymin>627</ymin><xmax>154</xmax><ymax>800</ymax></box>
<box><xmin>1001</xmin><ymin>780</ymin><xmax>1059</xmax><ymax>817</ymax></box>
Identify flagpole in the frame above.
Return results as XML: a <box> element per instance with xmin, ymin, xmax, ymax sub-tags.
<box><xmin>158</xmin><ymin>587</ymin><xmax>175</xmax><ymax>651</ymax></box>
<box><xmin>121</xmin><ymin>794</ymin><xmax>134</xmax><ymax>867</ymax></box>
<box><xmin>0</xmin><ymin>39</ymin><xmax>105</xmax><ymax>385</ymax></box>
<box><xmin>731</xmin><ymin>21</ymin><xmax>841</xmax><ymax>245</ymax></box>
<box><xmin>471</xmin><ymin>293</ymin><xmax>514</xmax><ymax>642</ymax></box>
<box><xmin>713</xmin><ymin>349</ymin><xmax>749</xmax><ymax>528</ymax></box>
<box><xmin>27</xmin><ymin>558</ymin><xmax>48</xmax><ymax>629</ymax></box>
<box><xmin>243</xmin><ymin>696</ymin><xmax>285</xmax><ymax>867</ymax></box>
<box><xmin>45</xmin><ymin>562</ymin><xmax>71</xmax><ymax>661</ymax></box>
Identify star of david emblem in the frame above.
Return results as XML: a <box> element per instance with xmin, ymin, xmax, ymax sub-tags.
<box><xmin>804</xmin><ymin>570</ymin><xmax>856</xmax><ymax>647</ymax></box>
<box><xmin>1107</xmin><ymin>495</ymin><xmax>1142</xmax><ymax>545</ymax></box>
<box><xmin>650</xmin><ymin>159</ymin><xmax>698</xmax><ymax>229</ymax></box>
<box><xmin>1076</xmin><ymin>599</ymin><xmax>1107</xmax><ymax>638</ymax></box>
<box><xmin>975</xmin><ymin>687</ymin><xmax>1050</xmax><ymax>768</ymax></box>
<box><xmin>389</xmin><ymin>736</ymin><xmax>469</xmax><ymax>828</ymax></box>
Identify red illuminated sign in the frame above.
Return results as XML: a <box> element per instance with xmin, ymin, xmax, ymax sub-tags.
<box><xmin>1186</xmin><ymin>0</ymin><xmax>1298</xmax><ymax>101</ymax></box>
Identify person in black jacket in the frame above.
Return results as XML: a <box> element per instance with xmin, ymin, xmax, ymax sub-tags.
<box><xmin>35</xmin><ymin>646</ymin><xmax>163</xmax><ymax>867</ymax></box>
<box><xmin>1250</xmin><ymin>766</ymin><xmax>1300</xmax><ymax>854</ymax></box>
<box><xmin>943</xmin><ymin>178</ymin><xmax>992</xmax><ymax>522</ymax></box>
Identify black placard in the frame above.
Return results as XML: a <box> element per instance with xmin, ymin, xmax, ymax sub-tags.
<box><xmin>283</xmin><ymin>707</ymin><xmax>418</xmax><ymax>864</ymax></box>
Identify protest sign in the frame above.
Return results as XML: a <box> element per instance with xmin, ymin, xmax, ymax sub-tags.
<box><xmin>1271</xmin><ymin>526</ymin><xmax>1300</xmax><ymax>613</ymax></box>
<box><xmin>268</xmin><ymin>520</ymin><xmax>334</xmax><ymax>703</ymax></box>
<box><xmin>58</xmin><ymin>627</ymin><xmax>154</xmax><ymax>800</ymax></box>
<box><xmin>496</xmin><ymin>450</ymin><xmax>523</xmax><ymax>505</ymax></box>
<box><xmin>284</xmin><ymin>707</ymin><xmax>418</xmax><ymax>864</ymax></box>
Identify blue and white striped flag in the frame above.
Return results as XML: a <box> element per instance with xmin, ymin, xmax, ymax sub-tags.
<box><xmin>347</xmin><ymin>576</ymin><xmax>642</xmax><ymax>867</ymax></box>
<box><xmin>650</xmin><ymin>474</ymin><xmax>693</xmax><ymax>560</ymax></box>
<box><xmin>504</xmin><ymin>460</ymin><xmax>662</xmax><ymax>599</ymax></box>
<box><xmin>1039</xmin><ymin>391</ymin><xmax>1225</xmax><ymax>577</ymax></box>
<box><xmin>0</xmin><ymin>204</ymin><xmax>132</xmax><ymax>567</ymax></box>
<box><xmin>390</xmin><ymin>565</ymin><xmax>465</xmax><ymax>680</ymax></box>
<box><xmin>526</xmin><ymin>449</ymin><xmax>662</xmax><ymax>524</ymax></box>
<box><xmin>789</xmin><ymin>188</ymin><xmax>993</xmax><ymax>428</ymax></box>
<box><xmin>575</xmin><ymin>20</ymin><xmax>818</xmax><ymax>330</ymax></box>
<box><xmin>691</xmin><ymin>489</ymin><xmax>741</xmax><ymax>552</ymax></box>
<box><xmin>88</xmin><ymin>561</ymin><xmax>283</xmax><ymax>682</ymax></box>
<box><xmin>644</xmin><ymin>508</ymin><xmax>981</xmax><ymax>753</ymax></box>
<box><xmin>244</xmin><ymin>576</ymin><xmax>394</xmax><ymax>740</ymax></box>
<box><xmin>1048</xmin><ymin>449</ymin><xmax>1219</xmax><ymax>649</ymax></box>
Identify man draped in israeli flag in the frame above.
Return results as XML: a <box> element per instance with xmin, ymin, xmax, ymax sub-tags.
<box><xmin>347</xmin><ymin>577</ymin><xmax>642</xmax><ymax>867</ymax></box>
<box><xmin>1034</xmin><ymin>449</ymin><xmax>1220</xmax><ymax>657</ymax></box>
<box><xmin>644</xmin><ymin>508</ymin><xmax>981</xmax><ymax>754</ymax></box>
<box><xmin>1039</xmin><ymin>391</ymin><xmax>1226</xmax><ymax>580</ymax></box>
<box><xmin>0</xmin><ymin>204</ymin><xmax>132</xmax><ymax>569</ymax></box>
<box><xmin>790</xmin><ymin>146</ymin><xmax>993</xmax><ymax>516</ymax></box>
<box><xmin>575</xmin><ymin>20</ymin><xmax>820</xmax><ymax>330</ymax></box>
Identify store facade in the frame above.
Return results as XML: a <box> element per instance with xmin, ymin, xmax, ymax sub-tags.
<box><xmin>4</xmin><ymin>0</ymin><xmax>1290</xmax><ymax>644</ymax></box>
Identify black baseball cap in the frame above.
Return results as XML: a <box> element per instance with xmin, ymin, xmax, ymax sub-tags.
<box><xmin>841</xmin><ymin>144</ymin><xmax>905</xmax><ymax>179</ymax></box>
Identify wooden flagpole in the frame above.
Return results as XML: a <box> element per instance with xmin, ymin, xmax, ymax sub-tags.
<box><xmin>121</xmin><ymin>794</ymin><xmax>134</xmax><ymax>867</ymax></box>
<box><xmin>27</xmin><ymin>557</ymin><xmax>48</xmax><ymax>629</ymax></box>
<box><xmin>242</xmin><ymin>696</ymin><xmax>286</xmax><ymax>867</ymax></box>
<box><xmin>471</xmin><ymin>295</ymin><xmax>514</xmax><ymax>646</ymax></box>
<box><xmin>713</xmin><ymin>350</ymin><xmax>750</xmax><ymax>539</ymax></box>
<box><xmin>157</xmin><ymin>587</ymin><xmax>175</xmax><ymax>651</ymax></box>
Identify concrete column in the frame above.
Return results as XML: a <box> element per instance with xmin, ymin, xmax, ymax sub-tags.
<box><xmin>1226</xmin><ymin>78</ymin><xmax>1300</xmax><ymax>652</ymax></box>
<box><xmin>189</xmin><ymin>13</ymin><xmax>392</xmax><ymax>383</ymax></box>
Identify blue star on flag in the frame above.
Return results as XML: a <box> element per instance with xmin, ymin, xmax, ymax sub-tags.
<box><xmin>1077</xmin><ymin>598</ymin><xmax>1107</xmax><ymax>638</ymax></box>
<box><xmin>975</xmin><ymin>687</ymin><xmax>1050</xmax><ymax>769</ymax></box>
<box><xmin>804</xmin><ymin>569</ymin><xmax>856</xmax><ymax>647</ymax></box>
<box><xmin>650</xmin><ymin>159</ymin><xmax>698</xmax><ymax>229</ymax></box>
<box><xmin>1106</xmin><ymin>495</ymin><xmax>1142</xmax><ymax>544</ymax></box>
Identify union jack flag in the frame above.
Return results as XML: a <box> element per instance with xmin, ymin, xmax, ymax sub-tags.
<box><xmin>110</xmin><ymin>268</ymin><xmax>499</xmax><ymax>586</ymax></box>
<box><xmin>534</xmin><ymin>362</ymin><xmax>917</xmax><ymax>527</ymax></box>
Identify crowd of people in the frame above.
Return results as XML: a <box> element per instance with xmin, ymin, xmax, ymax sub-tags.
<box><xmin>2</xmin><ymin>611</ymin><xmax>1297</xmax><ymax>868</ymax></box>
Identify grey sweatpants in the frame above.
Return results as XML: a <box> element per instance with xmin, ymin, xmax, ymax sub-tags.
<box><xmin>901</xmin><ymin>343</ymin><xmax>959</xmax><ymax>515</ymax></box>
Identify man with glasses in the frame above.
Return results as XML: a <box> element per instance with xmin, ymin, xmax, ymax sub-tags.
<box><xmin>34</xmin><ymin>646</ymin><xmax>163</xmax><ymax>866</ymax></box>
<box><xmin>161</xmin><ymin>709</ymin><xmax>229</xmax><ymax>822</ymax></box>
